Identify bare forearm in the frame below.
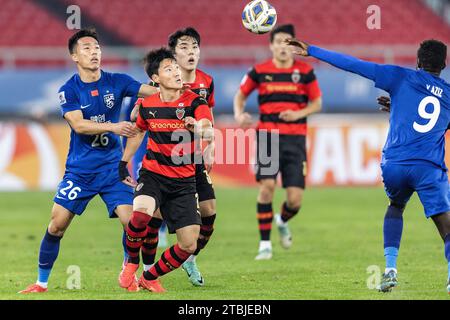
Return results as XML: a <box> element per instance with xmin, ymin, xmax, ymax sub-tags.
<box><xmin>122</xmin><ymin>130</ymin><xmax>146</xmax><ymax>162</ymax></box>
<box><xmin>233</xmin><ymin>91</ymin><xmax>246</xmax><ymax>119</ymax></box>
<box><xmin>301</xmin><ymin>97</ymin><xmax>322</xmax><ymax>117</ymax></box>
<box><xmin>72</xmin><ymin>120</ymin><xmax>115</xmax><ymax>135</ymax></box>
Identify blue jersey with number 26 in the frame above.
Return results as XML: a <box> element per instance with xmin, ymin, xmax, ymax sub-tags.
<box><xmin>58</xmin><ymin>70</ymin><xmax>141</xmax><ymax>174</ymax></box>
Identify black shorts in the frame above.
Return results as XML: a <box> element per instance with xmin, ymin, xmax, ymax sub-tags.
<box><xmin>195</xmin><ymin>162</ymin><xmax>216</xmax><ymax>202</ymax></box>
<box><xmin>134</xmin><ymin>169</ymin><xmax>201</xmax><ymax>234</ymax></box>
<box><xmin>255</xmin><ymin>131</ymin><xmax>307</xmax><ymax>189</ymax></box>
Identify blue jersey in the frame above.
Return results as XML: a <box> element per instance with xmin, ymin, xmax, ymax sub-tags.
<box><xmin>58</xmin><ymin>70</ymin><xmax>141</xmax><ymax>174</ymax></box>
<box><xmin>309</xmin><ymin>46</ymin><xmax>450</xmax><ymax>170</ymax></box>
<box><xmin>376</xmin><ymin>68</ymin><xmax>450</xmax><ymax>169</ymax></box>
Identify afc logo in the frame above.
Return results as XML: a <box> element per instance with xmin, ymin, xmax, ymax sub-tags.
<box><xmin>103</xmin><ymin>93</ymin><xmax>115</xmax><ymax>108</ymax></box>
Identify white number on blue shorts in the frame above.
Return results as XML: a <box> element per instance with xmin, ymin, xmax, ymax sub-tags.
<box><xmin>60</xmin><ymin>180</ymin><xmax>82</xmax><ymax>200</ymax></box>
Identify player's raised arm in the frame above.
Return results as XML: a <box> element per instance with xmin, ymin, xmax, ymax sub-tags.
<box><xmin>286</xmin><ymin>38</ymin><xmax>408</xmax><ymax>94</ymax></box>
<box><xmin>64</xmin><ymin>110</ymin><xmax>138</xmax><ymax>137</ymax></box>
<box><xmin>286</xmin><ymin>38</ymin><xmax>378</xmax><ymax>81</ymax></box>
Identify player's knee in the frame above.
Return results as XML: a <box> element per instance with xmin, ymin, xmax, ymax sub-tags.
<box><xmin>199</xmin><ymin>200</ymin><xmax>216</xmax><ymax>216</ymax></box>
<box><xmin>389</xmin><ymin>201</ymin><xmax>406</xmax><ymax>212</ymax></box>
<box><xmin>178</xmin><ymin>240</ymin><xmax>197</xmax><ymax>254</ymax></box>
<box><xmin>48</xmin><ymin>219</ymin><xmax>67</xmax><ymax>237</ymax></box>
<box><xmin>286</xmin><ymin>198</ymin><xmax>301</xmax><ymax>210</ymax></box>
<box><xmin>258</xmin><ymin>182</ymin><xmax>275</xmax><ymax>202</ymax></box>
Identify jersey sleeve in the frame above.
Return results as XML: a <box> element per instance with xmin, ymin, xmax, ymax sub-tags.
<box><xmin>374</xmin><ymin>65</ymin><xmax>408</xmax><ymax>93</ymax></box>
<box><xmin>114</xmin><ymin>73</ymin><xmax>142</xmax><ymax>97</ymax></box>
<box><xmin>208</xmin><ymin>79</ymin><xmax>216</xmax><ymax>108</ymax></box>
<box><xmin>58</xmin><ymin>85</ymin><xmax>80</xmax><ymax>117</ymax></box>
<box><xmin>302</xmin><ymin>69</ymin><xmax>322</xmax><ymax>101</ymax></box>
<box><xmin>239</xmin><ymin>67</ymin><xmax>259</xmax><ymax>97</ymax></box>
<box><xmin>135</xmin><ymin>103</ymin><xmax>148</xmax><ymax>131</ymax></box>
<box><xmin>192</xmin><ymin>97</ymin><xmax>213</xmax><ymax>122</ymax></box>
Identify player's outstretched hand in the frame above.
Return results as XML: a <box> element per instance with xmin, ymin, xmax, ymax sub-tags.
<box><xmin>119</xmin><ymin>161</ymin><xmax>137</xmax><ymax>187</ymax></box>
<box><xmin>184</xmin><ymin>116</ymin><xmax>196</xmax><ymax>132</ymax></box>
<box><xmin>285</xmin><ymin>38</ymin><xmax>310</xmax><ymax>56</ymax></box>
<box><xmin>113</xmin><ymin>121</ymin><xmax>139</xmax><ymax>138</ymax></box>
<box><xmin>377</xmin><ymin>96</ymin><xmax>391</xmax><ymax>113</ymax></box>
<box><xmin>235</xmin><ymin>112</ymin><xmax>253</xmax><ymax>129</ymax></box>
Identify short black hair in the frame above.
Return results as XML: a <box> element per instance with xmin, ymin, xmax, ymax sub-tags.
<box><xmin>68</xmin><ymin>28</ymin><xmax>99</xmax><ymax>54</ymax></box>
<box><xmin>270</xmin><ymin>24</ymin><xmax>295</xmax><ymax>43</ymax></box>
<box><xmin>143</xmin><ymin>47</ymin><xmax>176</xmax><ymax>78</ymax></box>
<box><xmin>417</xmin><ymin>39</ymin><xmax>447</xmax><ymax>73</ymax></box>
<box><xmin>168</xmin><ymin>27</ymin><xmax>201</xmax><ymax>52</ymax></box>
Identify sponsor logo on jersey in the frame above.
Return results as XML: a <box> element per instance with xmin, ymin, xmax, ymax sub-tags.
<box><xmin>103</xmin><ymin>93</ymin><xmax>115</xmax><ymax>108</ymax></box>
<box><xmin>149</xmin><ymin>122</ymin><xmax>186</xmax><ymax>129</ymax></box>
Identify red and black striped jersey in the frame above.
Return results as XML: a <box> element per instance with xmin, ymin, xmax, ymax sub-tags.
<box><xmin>186</xmin><ymin>69</ymin><xmax>215</xmax><ymax>108</ymax></box>
<box><xmin>240</xmin><ymin>59</ymin><xmax>321</xmax><ymax>135</ymax></box>
<box><xmin>135</xmin><ymin>90</ymin><xmax>212</xmax><ymax>179</ymax></box>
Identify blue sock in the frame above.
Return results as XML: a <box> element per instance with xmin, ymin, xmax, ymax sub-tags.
<box><xmin>383</xmin><ymin>205</ymin><xmax>404</xmax><ymax>270</ymax></box>
<box><xmin>38</xmin><ymin>230</ymin><xmax>62</xmax><ymax>284</ymax></box>
<box><xmin>122</xmin><ymin>230</ymin><xmax>128</xmax><ymax>263</ymax></box>
<box><xmin>444</xmin><ymin>234</ymin><xmax>450</xmax><ymax>280</ymax></box>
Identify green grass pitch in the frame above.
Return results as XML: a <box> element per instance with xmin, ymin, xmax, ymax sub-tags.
<box><xmin>1</xmin><ymin>187</ymin><xmax>449</xmax><ymax>300</ymax></box>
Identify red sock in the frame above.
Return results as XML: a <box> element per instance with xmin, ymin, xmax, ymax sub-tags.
<box><xmin>257</xmin><ymin>203</ymin><xmax>273</xmax><ymax>241</ymax></box>
<box><xmin>126</xmin><ymin>211</ymin><xmax>151</xmax><ymax>264</ymax></box>
<box><xmin>141</xmin><ymin>217</ymin><xmax>163</xmax><ymax>265</ymax></box>
<box><xmin>194</xmin><ymin>214</ymin><xmax>216</xmax><ymax>255</ymax></box>
<box><xmin>143</xmin><ymin>244</ymin><xmax>190</xmax><ymax>280</ymax></box>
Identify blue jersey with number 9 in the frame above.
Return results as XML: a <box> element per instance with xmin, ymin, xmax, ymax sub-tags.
<box><xmin>376</xmin><ymin>66</ymin><xmax>450</xmax><ymax>170</ymax></box>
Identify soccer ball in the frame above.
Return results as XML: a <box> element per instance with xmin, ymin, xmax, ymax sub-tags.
<box><xmin>242</xmin><ymin>0</ymin><xmax>277</xmax><ymax>34</ymax></box>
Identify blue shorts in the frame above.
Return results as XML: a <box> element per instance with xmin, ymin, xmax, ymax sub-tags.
<box><xmin>53</xmin><ymin>168</ymin><xmax>134</xmax><ymax>218</ymax></box>
<box><xmin>381</xmin><ymin>163</ymin><xmax>450</xmax><ymax>218</ymax></box>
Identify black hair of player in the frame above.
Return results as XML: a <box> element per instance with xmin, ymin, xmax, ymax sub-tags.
<box><xmin>417</xmin><ymin>39</ymin><xmax>447</xmax><ymax>74</ymax></box>
<box><xmin>143</xmin><ymin>47</ymin><xmax>176</xmax><ymax>78</ymax></box>
<box><xmin>270</xmin><ymin>24</ymin><xmax>295</xmax><ymax>43</ymax></box>
<box><xmin>68</xmin><ymin>28</ymin><xmax>99</xmax><ymax>54</ymax></box>
<box><xmin>168</xmin><ymin>27</ymin><xmax>201</xmax><ymax>52</ymax></box>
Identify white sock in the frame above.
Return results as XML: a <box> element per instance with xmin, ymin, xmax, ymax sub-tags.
<box><xmin>385</xmin><ymin>268</ymin><xmax>397</xmax><ymax>274</ymax></box>
<box><xmin>36</xmin><ymin>281</ymin><xmax>48</xmax><ymax>288</ymax></box>
<box><xmin>259</xmin><ymin>240</ymin><xmax>272</xmax><ymax>252</ymax></box>
<box><xmin>275</xmin><ymin>214</ymin><xmax>286</xmax><ymax>226</ymax></box>
<box><xmin>185</xmin><ymin>255</ymin><xmax>196</xmax><ymax>263</ymax></box>
<box><xmin>143</xmin><ymin>264</ymin><xmax>153</xmax><ymax>272</ymax></box>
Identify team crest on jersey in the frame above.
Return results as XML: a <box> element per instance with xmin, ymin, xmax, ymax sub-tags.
<box><xmin>292</xmin><ymin>69</ymin><xmax>301</xmax><ymax>83</ymax></box>
<box><xmin>199</xmin><ymin>89</ymin><xmax>208</xmax><ymax>99</ymax></box>
<box><xmin>176</xmin><ymin>108</ymin><xmax>185</xmax><ymax>120</ymax></box>
<box><xmin>103</xmin><ymin>93</ymin><xmax>115</xmax><ymax>108</ymax></box>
